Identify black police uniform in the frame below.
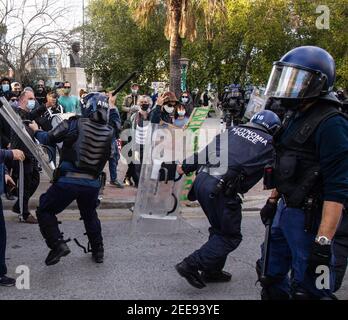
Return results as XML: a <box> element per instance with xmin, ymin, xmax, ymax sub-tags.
<box><xmin>35</xmin><ymin>114</ymin><xmax>113</xmax><ymax>265</ymax></box>
<box><xmin>262</xmin><ymin>98</ymin><xmax>348</xmax><ymax>299</ymax></box>
<box><xmin>179</xmin><ymin>124</ymin><xmax>274</xmax><ymax>280</ymax></box>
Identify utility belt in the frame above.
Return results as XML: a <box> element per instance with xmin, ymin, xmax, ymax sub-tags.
<box><xmin>197</xmin><ymin>166</ymin><xmax>225</xmax><ymax>179</ymax></box>
<box><xmin>263</xmin><ymin>164</ymin><xmax>323</xmax><ymax>233</ymax></box>
<box><xmin>281</xmin><ymin>193</ymin><xmax>323</xmax><ymax>233</ymax></box>
<box><xmin>198</xmin><ymin>166</ymin><xmax>245</xmax><ymax>199</ymax></box>
<box><xmin>53</xmin><ymin>168</ymin><xmax>98</xmax><ymax>182</ymax></box>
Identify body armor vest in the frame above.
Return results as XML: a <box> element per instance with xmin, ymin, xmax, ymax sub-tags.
<box><xmin>273</xmin><ymin>100</ymin><xmax>344</xmax><ymax>207</ymax></box>
<box><xmin>61</xmin><ymin>118</ymin><xmax>114</xmax><ymax>177</ymax></box>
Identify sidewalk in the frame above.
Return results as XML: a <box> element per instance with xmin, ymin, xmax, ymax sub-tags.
<box><xmin>2</xmin><ymin>168</ymin><xmax>270</xmax><ymax>211</ymax></box>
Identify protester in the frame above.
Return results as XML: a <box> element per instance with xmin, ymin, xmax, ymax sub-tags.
<box><xmin>10</xmin><ymin>89</ymin><xmax>47</xmax><ymax>223</ymax></box>
<box><xmin>108</xmin><ymin>92</ymin><xmax>123</xmax><ymax>188</ymax></box>
<box><xmin>58</xmin><ymin>81</ymin><xmax>79</xmax><ymax>113</ymax></box>
<box><xmin>34</xmin><ymin>80</ymin><xmax>47</xmax><ymax>105</ymax></box>
<box><xmin>150</xmin><ymin>91</ymin><xmax>178</xmax><ymax>125</ymax></box>
<box><xmin>179</xmin><ymin>91</ymin><xmax>194</xmax><ymax>116</ymax></box>
<box><xmin>129</xmin><ymin>95</ymin><xmax>152</xmax><ymax>186</ymax></box>
<box><xmin>34</xmin><ymin>91</ymin><xmax>63</xmax><ymax>132</ymax></box>
<box><xmin>10</xmin><ymin>82</ymin><xmax>22</xmax><ymax>97</ymax></box>
<box><xmin>0</xmin><ymin>77</ymin><xmax>11</xmax><ymax>100</ymax></box>
<box><xmin>122</xmin><ymin>83</ymin><xmax>140</xmax><ymax>186</ymax></box>
<box><xmin>173</xmin><ymin>105</ymin><xmax>189</xmax><ymax>128</ymax></box>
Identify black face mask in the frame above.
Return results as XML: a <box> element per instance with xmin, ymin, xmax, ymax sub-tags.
<box><xmin>141</xmin><ymin>104</ymin><xmax>149</xmax><ymax>111</ymax></box>
<box><xmin>12</xmin><ymin>91</ymin><xmax>21</xmax><ymax>97</ymax></box>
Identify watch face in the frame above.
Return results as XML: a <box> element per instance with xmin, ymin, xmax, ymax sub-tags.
<box><xmin>318</xmin><ymin>237</ymin><xmax>326</xmax><ymax>245</ymax></box>
<box><xmin>317</xmin><ymin>236</ymin><xmax>331</xmax><ymax>245</ymax></box>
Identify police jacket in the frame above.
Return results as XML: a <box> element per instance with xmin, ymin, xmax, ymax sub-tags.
<box><xmin>273</xmin><ymin>99</ymin><xmax>348</xmax><ymax>208</ymax></box>
<box><xmin>35</xmin><ymin>115</ymin><xmax>114</xmax><ymax>178</ymax></box>
<box><xmin>182</xmin><ymin>124</ymin><xmax>275</xmax><ymax>194</ymax></box>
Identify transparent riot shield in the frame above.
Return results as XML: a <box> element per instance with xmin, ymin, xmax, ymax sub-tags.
<box><xmin>243</xmin><ymin>87</ymin><xmax>267</xmax><ymax>120</ymax></box>
<box><xmin>131</xmin><ymin>124</ymin><xmax>187</xmax><ymax>233</ymax></box>
<box><xmin>0</xmin><ymin>97</ymin><xmax>55</xmax><ymax>180</ymax></box>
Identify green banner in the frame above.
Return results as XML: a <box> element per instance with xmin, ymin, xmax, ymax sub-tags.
<box><xmin>180</xmin><ymin>106</ymin><xmax>210</xmax><ymax>201</ymax></box>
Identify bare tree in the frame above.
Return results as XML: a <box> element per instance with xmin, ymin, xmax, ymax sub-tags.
<box><xmin>0</xmin><ymin>0</ymin><xmax>72</xmax><ymax>82</ymax></box>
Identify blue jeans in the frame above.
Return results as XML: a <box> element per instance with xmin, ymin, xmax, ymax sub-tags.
<box><xmin>108</xmin><ymin>141</ymin><xmax>120</xmax><ymax>182</ymax></box>
<box><xmin>264</xmin><ymin>199</ymin><xmax>335</xmax><ymax>299</ymax></box>
<box><xmin>185</xmin><ymin>173</ymin><xmax>242</xmax><ymax>272</ymax></box>
<box><xmin>0</xmin><ymin>199</ymin><xmax>7</xmax><ymax>276</ymax></box>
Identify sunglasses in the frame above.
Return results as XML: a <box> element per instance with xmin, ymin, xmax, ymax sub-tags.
<box><xmin>64</xmin><ymin>86</ymin><xmax>71</xmax><ymax>89</ymax></box>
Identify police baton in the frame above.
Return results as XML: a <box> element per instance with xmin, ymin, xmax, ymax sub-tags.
<box><xmin>260</xmin><ymin>218</ymin><xmax>273</xmax><ymax>282</ymax></box>
<box><xmin>112</xmin><ymin>71</ymin><xmax>138</xmax><ymax>96</ymax></box>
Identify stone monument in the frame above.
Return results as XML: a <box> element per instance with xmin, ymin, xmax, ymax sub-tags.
<box><xmin>63</xmin><ymin>41</ymin><xmax>87</xmax><ymax>97</ymax></box>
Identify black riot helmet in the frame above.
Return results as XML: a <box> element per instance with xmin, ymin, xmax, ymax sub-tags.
<box><xmin>265</xmin><ymin>46</ymin><xmax>336</xmax><ymax>109</ymax></box>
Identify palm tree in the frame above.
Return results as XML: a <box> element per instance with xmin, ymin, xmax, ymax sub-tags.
<box><xmin>132</xmin><ymin>0</ymin><xmax>225</xmax><ymax>97</ymax></box>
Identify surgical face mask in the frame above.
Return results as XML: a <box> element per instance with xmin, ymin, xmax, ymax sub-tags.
<box><xmin>63</xmin><ymin>88</ymin><xmax>71</xmax><ymax>95</ymax></box>
<box><xmin>2</xmin><ymin>84</ymin><xmax>10</xmax><ymax>92</ymax></box>
<box><xmin>163</xmin><ymin>105</ymin><xmax>175</xmax><ymax>114</ymax></box>
<box><xmin>177</xmin><ymin>110</ymin><xmax>186</xmax><ymax>117</ymax></box>
<box><xmin>181</xmin><ymin>97</ymin><xmax>189</xmax><ymax>103</ymax></box>
<box><xmin>27</xmin><ymin>100</ymin><xmax>36</xmax><ymax>110</ymax></box>
<box><xmin>10</xmin><ymin>100</ymin><xmax>18</xmax><ymax>108</ymax></box>
<box><xmin>132</xmin><ymin>89</ymin><xmax>138</xmax><ymax>95</ymax></box>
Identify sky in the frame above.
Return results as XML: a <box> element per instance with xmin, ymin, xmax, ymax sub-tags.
<box><xmin>3</xmin><ymin>0</ymin><xmax>90</xmax><ymax>67</ymax></box>
<box><xmin>4</xmin><ymin>0</ymin><xmax>89</xmax><ymax>37</ymax></box>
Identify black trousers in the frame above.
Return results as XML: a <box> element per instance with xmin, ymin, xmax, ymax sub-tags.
<box><xmin>185</xmin><ymin>172</ymin><xmax>243</xmax><ymax>272</ymax></box>
<box><xmin>37</xmin><ymin>182</ymin><xmax>102</xmax><ymax>249</ymax></box>
<box><xmin>12</xmin><ymin>160</ymin><xmax>40</xmax><ymax>219</ymax></box>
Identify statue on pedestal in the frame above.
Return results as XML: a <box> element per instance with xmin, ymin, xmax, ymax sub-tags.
<box><xmin>69</xmin><ymin>41</ymin><xmax>82</xmax><ymax>68</ymax></box>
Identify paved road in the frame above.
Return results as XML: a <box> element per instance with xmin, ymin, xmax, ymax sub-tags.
<box><xmin>1</xmin><ymin>209</ymin><xmax>347</xmax><ymax>300</ymax></box>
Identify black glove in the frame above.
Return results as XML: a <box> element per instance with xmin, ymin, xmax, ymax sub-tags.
<box><xmin>306</xmin><ymin>242</ymin><xmax>331</xmax><ymax>276</ymax></box>
<box><xmin>260</xmin><ymin>199</ymin><xmax>278</xmax><ymax>225</ymax></box>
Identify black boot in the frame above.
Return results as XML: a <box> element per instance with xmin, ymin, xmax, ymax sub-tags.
<box><xmin>91</xmin><ymin>243</ymin><xmax>104</xmax><ymax>263</ymax></box>
<box><xmin>175</xmin><ymin>260</ymin><xmax>206</xmax><ymax>289</ymax></box>
<box><xmin>45</xmin><ymin>240</ymin><xmax>71</xmax><ymax>266</ymax></box>
<box><xmin>201</xmin><ymin>270</ymin><xmax>232</xmax><ymax>283</ymax></box>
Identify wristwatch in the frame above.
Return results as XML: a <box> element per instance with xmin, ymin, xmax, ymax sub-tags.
<box><xmin>315</xmin><ymin>235</ymin><xmax>332</xmax><ymax>245</ymax></box>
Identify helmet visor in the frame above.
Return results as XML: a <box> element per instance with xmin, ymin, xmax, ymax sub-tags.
<box><xmin>265</xmin><ymin>63</ymin><xmax>326</xmax><ymax>99</ymax></box>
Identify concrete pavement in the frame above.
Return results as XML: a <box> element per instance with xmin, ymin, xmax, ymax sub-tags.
<box><xmin>1</xmin><ymin>210</ymin><xmax>347</xmax><ymax>300</ymax></box>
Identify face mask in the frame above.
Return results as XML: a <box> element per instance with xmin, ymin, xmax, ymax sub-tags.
<box><xmin>10</xmin><ymin>100</ymin><xmax>18</xmax><ymax>108</ymax></box>
<box><xmin>132</xmin><ymin>89</ymin><xmax>138</xmax><ymax>95</ymax></box>
<box><xmin>27</xmin><ymin>100</ymin><xmax>36</xmax><ymax>110</ymax></box>
<box><xmin>181</xmin><ymin>97</ymin><xmax>189</xmax><ymax>103</ymax></box>
<box><xmin>164</xmin><ymin>105</ymin><xmax>175</xmax><ymax>114</ymax></box>
<box><xmin>178</xmin><ymin>110</ymin><xmax>186</xmax><ymax>116</ymax></box>
<box><xmin>2</xmin><ymin>84</ymin><xmax>10</xmax><ymax>92</ymax></box>
<box><xmin>64</xmin><ymin>88</ymin><xmax>71</xmax><ymax>95</ymax></box>
<box><xmin>140</xmin><ymin>104</ymin><xmax>149</xmax><ymax>111</ymax></box>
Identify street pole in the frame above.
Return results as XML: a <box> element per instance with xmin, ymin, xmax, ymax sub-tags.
<box><xmin>179</xmin><ymin>58</ymin><xmax>189</xmax><ymax>93</ymax></box>
<box><xmin>82</xmin><ymin>0</ymin><xmax>85</xmax><ymax>58</ymax></box>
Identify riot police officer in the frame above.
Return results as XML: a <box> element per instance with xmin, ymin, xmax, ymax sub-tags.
<box><xmin>257</xmin><ymin>46</ymin><xmax>348</xmax><ymax>300</ymax></box>
<box><xmin>220</xmin><ymin>84</ymin><xmax>245</xmax><ymax>127</ymax></box>
<box><xmin>175</xmin><ymin>110</ymin><xmax>280</xmax><ymax>289</ymax></box>
<box><xmin>29</xmin><ymin>93</ymin><xmax>114</xmax><ymax>266</ymax></box>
